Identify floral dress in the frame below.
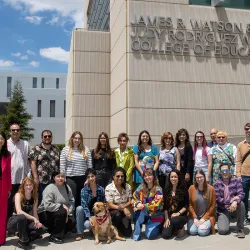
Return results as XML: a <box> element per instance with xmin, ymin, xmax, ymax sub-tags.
<box><xmin>209</xmin><ymin>144</ymin><xmax>236</xmax><ymax>185</ymax></box>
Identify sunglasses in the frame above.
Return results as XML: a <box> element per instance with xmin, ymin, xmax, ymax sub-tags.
<box><xmin>217</xmin><ymin>136</ymin><xmax>226</xmax><ymax>139</ymax></box>
<box><xmin>245</xmin><ymin>127</ymin><xmax>250</xmax><ymax>131</ymax></box>
<box><xmin>115</xmin><ymin>175</ymin><xmax>124</xmax><ymax>178</ymax></box>
<box><xmin>43</xmin><ymin>135</ymin><xmax>52</xmax><ymax>139</ymax></box>
<box><xmin>221</xmin><ymin>169</ymin><xmax>229</xmax><ymax>173</ymax></box>
<box><xmin>11</xmin><ymin>129</ymin><xmax>20</xmax><ymax>132</ymax></box>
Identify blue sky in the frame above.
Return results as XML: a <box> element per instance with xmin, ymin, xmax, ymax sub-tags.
<box><xmin>0</xmin><ymin>0</ymin><xmax>84</xmax><ymax>73</ymax></box>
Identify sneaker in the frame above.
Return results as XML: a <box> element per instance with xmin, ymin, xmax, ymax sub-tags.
<box><xmin>75</xmin><ymin>233</ymin><xmax>84</xmax><ymax>241</ymax></box>
<box><xmin>244</xmin><ymin>218</ymin><xmax>250</xmax><ymax>226</ymax></box>
<box><xmin>237</xmin><ymin>230</ymin><xmax>245</xmax><ymax>238</ymax></box>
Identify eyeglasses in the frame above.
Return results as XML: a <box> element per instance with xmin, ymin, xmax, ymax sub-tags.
<box><xmin>196</xmin><ymin>176</ymin><xmax>204</xmax><ymax>180</ymax></box>
<box><xmin>196</xmin><ymin>136</ymin><xmax>203</xmax><ymax>138</ymax></box>
<box><xmin>221</xmin><ymin>169</ymin><xmax>229</xmax><ymax>173</ymax></box>
<box><xmin>217</xmin><ymin>136</ymin><xmax>226</xmax><ymax>139</ymax></box>
<box><xmin>43</xmin><ymin>135</ymin><xmax>52</xmax><ymax>139</ymax></box>
<box><xmin>115</xmin><ymin>175</ymin><xmax>124</xmax><ymax>179</ymax></box>
<box><xmin>11</xmin><ymin>129</ymin><xmax>20</xmax><ymax>132</ymax></box>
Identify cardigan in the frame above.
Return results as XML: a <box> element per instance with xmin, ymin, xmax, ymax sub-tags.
<box><xmin>179</xmin><ymin>143</ymin><xmax>194</xmax><ymax>176</ymax></box>
<box><xmin>188</xmin><ymin>184</ymin><xmax>216</xmax><ymax>234</ymax></box>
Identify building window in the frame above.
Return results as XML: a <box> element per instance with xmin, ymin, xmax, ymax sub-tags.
<box><xmin>37</xmin><ymin>100</ymin><xmax>42</xmax><ymax>117</ymax></box>
<box><xmin>56</xmin><ymin>78</ymin><xmax>59</xmax><ymax>89</ymax></box>
<box><xmin>7</xmin><ymin>77</ymin><xmax>12</xmax><ymax>97</ymax></box>
<box><xmin>41</xmin><ymin>78</ymin><xmax>45</xmax><ymax>88</ymax></box>
<box><xmin>190</xmin><ymin>0</ymin><xmax>250</xmax><ymax>8</ymax></box>
<box><xmin>50</xmin><ymin>100</ymin><xmax>56</xmax><ymax>117</ymax></box>
<box><xmin>64</xmin><ymin>100</ymin><xmax>66</xmax><ymax>117</ymax></box>
<box><xmin>33</xmin><ymin>77</ymin><xmax>37</xmax><ymax>88</ymax></box>
<box><xmin>190</xmin><ymin>0</ymin><xmax>210</xmax><ymax>5</ymax></box>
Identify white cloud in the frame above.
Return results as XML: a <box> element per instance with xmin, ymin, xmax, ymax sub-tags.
<box><xmin>18</xmin><ymin>39</ymin><xmax>27</xmax><ymax>44</ymax></box>
<box><xmin>0</xmin><ymin>60</ymin><xmax>15</xmax><ymax>67</ymax></box>
<box><xmin>26</xmin><ymin>50</ymin><xmax>36</xmax><ymax>55</ymax></box>
<box><xmin>12</xmin><ymin>52</ymin><xmax>21</xmax><ymax>57</ymax></box>
<box><xmin>20</xmin><ymin>55</ymin><xmax>28</xmax><ymax>60</ymax></box>
<box><xmin>40</xmin><ymin>47</ymin><xmax>69</xmax><ymax>64</ymax></box>
<box><xmin>46</xmin><ymin>16</ymin><xmax>59</xmax><ymax>25</ymax></box>
<box><xmin>4</xmin><ymin>0</ymin><xmax>84</xmax><ymax>28</ymax></box>
<box><xmin>29</xmin><ymin>61</ymin><xmax>40</xmax><ymax>67</ymax></box>
<box><xmin>24</xmin><ymin>15</ymin><xmax>43</xmax><ymax>24</ymax></box>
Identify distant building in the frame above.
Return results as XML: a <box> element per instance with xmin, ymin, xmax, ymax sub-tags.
<box><xmin>67</xmin><ymin>0</ymin><xmax>250</xmax><ymax>148</ymax></box>
<box><xmin>0</xmin><ymin>72</ymin><xmax>66</xmax><ymax>145</ymax></box>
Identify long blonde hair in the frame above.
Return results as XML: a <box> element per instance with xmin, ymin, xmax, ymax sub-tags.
<box><xmin>68</xmin><ymin>131</ymin><xmax>88</xmax><ymax>160</ymax></box>
<box><xmin>17</xmin><ymin>178</ymin><xmax>38</xmax><ymax>207</ymax></box>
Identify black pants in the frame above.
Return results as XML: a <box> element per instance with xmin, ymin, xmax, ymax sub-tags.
<box><xmin>66</xmin><ymin>175</ymin><xmax>86</xmax><ymax>208</ymax></box>
<box><xmin>159</xmin><ymin>174</ymin><xmax>170</xmax><ymax>190</ymax></box>
<box><xmin>110</xmin><ymin>210</ymin><xmax>132</xmax><ymax>237</ymax></box>
<box><xmin>39</xmin><ymin>207</ymin><xmax>75</xmax><ymax>239</ymax></box>
<box><xmin>8</xmin><ymin>184</ymin><xmax>20</xmax><ymax>219</ymax></box>
<box><xmin>7</xmin><ymin>214</ymin><xmax>45</xmax><ymax>242</ymax></box>
<box><xmin>162</xmin><ymin>215</ymin><xmax>188</xmax><ymax>239</ymax></box>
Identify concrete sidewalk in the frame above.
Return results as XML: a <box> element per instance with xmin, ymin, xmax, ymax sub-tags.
<box><xmin>2</xmin><ymin>225</ymin><xmax>250</xmax><ymax>250</ymax></box>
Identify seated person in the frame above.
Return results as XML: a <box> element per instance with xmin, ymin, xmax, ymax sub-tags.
<box><xmin>214</xmin><ymin>163</ymin><xmax>245</xmax><ymax>238</ymax></box>
<box><xmin>75</xmin><ymin>168</ymin><xmax>105</xmax><ymax>241</ymax></box>
<box><xmin>132</xmin><ymin>168</ymin><xmax>164</xmax><ymax>241</ymax></box>
<box><xmin>188</xmin><ymin>169</ymin><xmax>216</xmax><ymax>236</ymax></box>
<box><xmin>162</xmin><ymin>170</ymin><xmax>188</xmax><ymax>239</ymax></box>
<box><xmin>38</xmin><ymin>171</ymin><xmax>75</xmax><ymax>244</ymax></box>
<box><xmin>105</xmin><ymin>167</ymin><xmax>132</xmax><ymax>237</ymax></box>
<box><xmin>8</xmin><ymin>178</ymin><xmax>46</xmax><ymax>249</ymax></box>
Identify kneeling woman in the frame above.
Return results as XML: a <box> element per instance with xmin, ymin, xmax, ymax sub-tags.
<box><xmin>39</xmin><ymin>171</ymin><xmax>75</xmax><ymax>244</ymax></box>
<box><xmin>162</xmin><ymin>170</ymin><xmax>188</xmax><ymax>239</ymax></box>
<box><xmin>188</xmin><ymin>169</ymin><xmax>216</xmax><ymax>236</ymax></box>
<box><xmin>105</xmin><ymin>167</ymin><xmax>132</xmax><ymax>237</ymax></box>
<box><xmin>8</xmin><ymin>178</ymin><xmax>45</xmax><ymax>249</ymax></box>
<box><xmin>132</xmin><ymin>169</ymin><xmax>164</xmax><ymax>241</ymax></box>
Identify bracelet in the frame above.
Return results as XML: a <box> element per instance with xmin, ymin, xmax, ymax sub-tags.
<box><xmin>178</xmin><ymin>211</ymin><xmax>181</xmax><ymax>215</ymax></box>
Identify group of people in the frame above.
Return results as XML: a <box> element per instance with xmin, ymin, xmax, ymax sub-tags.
<box><xmin>0</xmin><ymin>122</ymin><xmax>250</xmax><ymax>249</ymax></box>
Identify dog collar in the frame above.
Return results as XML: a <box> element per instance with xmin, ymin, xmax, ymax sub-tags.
<box><xmin>96</xmin><ymin>210</ymin><xmax>109</xmax><ymax>225</ymax></box>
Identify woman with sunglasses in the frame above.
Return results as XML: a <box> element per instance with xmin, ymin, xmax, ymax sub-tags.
<box><xmin>75</xmin><ymin>168</ymin><xmax>105</xmax><ymax>241</ymax></box>
<box><xmin>159</xmin><ymin>132</ymin><xmax>180</xmax><ymax>189</ymax></box>
<box><xmin>188</xmin><ymin>169</ymin><xmax>216</xmax><ymax>236</ymax></box>
<box><xmin>193</xmin><ymin>131</ymin><xmax>211</xmax><ymax>182</ymax></box>
<box><xmin>0</xmin><ymin>131</ymin><xmax>11</xmax><ymax>246</ymax></box>
<box><xmin>208</xmin><ymin>131</ymin><xmax>237</xmax><ymax>185</ymax></box>
<box><xmin>105</xmin><ymin>167</ymin><xmax>132</xmax><ymax>237</ymax></box>
<box><xmin>92</xmin><ymin>132</ymin><xmax>116</xmax><ymax>188</ymax></box>
<box><xmin>132</xmin><ymin>169</ymin><xmax>164</xmax><ymax>241</ymax></box>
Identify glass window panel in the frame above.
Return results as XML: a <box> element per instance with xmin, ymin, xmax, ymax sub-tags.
<box><xmin>37</xmin><ymin>100</ymin><xmax>42</xmax><ymax>117</ymax></box>
<box><xmin>7</xmin><ymin>77</ymin><xmax>12</xmax><ymax>97</ymax></box>
<box><xmin>50</xmin><ymin>100</ymin><xmax>55</xmax><ymax>117</ymax></box>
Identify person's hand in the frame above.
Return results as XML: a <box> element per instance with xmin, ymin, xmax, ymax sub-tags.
<box><xmin>199</xmin><ymin>219</ymin><xmax>205</xmax><ymax>225</ymax></box>
<box><xmin>171</xmin><ymin>213</ymin><xmax>180</xmax><ymax>218</ymax></box>
<box><xmin>164</xmin><ymin>219</ymin><xmax>170</xmax><ymax>228</ymax></box>
<box><xmin>33</xmin><ymin>218</ymin><xmax>42</xmax><ymax>229</ymax></box>
<box><xmin>194</xmin><ymin>218</ymin><xmax>200</xmax><ymax>227</ymax></box>
<box><xmin>118</xmin><ymin>204</ymin><xmax>125</xmax><ymax>210</ymax></box>
<box><xmin>199</xmin><ymin>224</ymin><xmax>208</xmax><ymax>230</ymax></box>
<box><xmin>230</xmin><ymin>196</ymin><xmax>238</xmax><ymax>203</ymax></box>
<box><xmin>84</xmin><ymin>179</ymin><xmax>89</xmax><ymax>186</ymax></box>
<box><xmin>123</xmin><ymin>208</ymin><xmax>131</xmax><ymax>218</ymax></box>
<box><xmin>136</xmin><ymin>203</ymin><xmax>144</xmax><ymax>210</ymax></box>
<box><xmin>229</xmin><ymin>201</ymin><xmax>237</xmax><ymax>212</ymax></box>
<box><xmin>63</xmin><ymin>205</ymin><xmax>69</xmax><ymax>222</ymax></box>
<box><xmin>8</xmin><ymin>190</ymin><xmax>11</xmax><ymax>198</ymax></box>
<box><xmin>185</xmin><ymin>173</ymin><xmax>190</xmax><ymax>182</ymax></box>
<box><xmin>89</xmin><ymin>218</ymin><xmax>94</xmax><ymax>227</ymax></box>
<box><xmin>140</xmin><ymin>170</ymin><xmax>143</xmax><ymax>176</ymax></box>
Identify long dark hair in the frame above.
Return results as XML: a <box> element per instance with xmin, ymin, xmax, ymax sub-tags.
<box><xmin>175</xmin><ymin>128</ymin><xmax>191</xmax><ymax>147</ymax></box>
<box><xmin>194</xmin><ymin>169</ymin><xmax>208</xmax><ymax>199</ymax></box>
<box><xmin>137</xmin><ymin>130</ymin><xmax>153</xmax><ymax>155</ymax></box>
<box><xmin>141</xmin><ymin>168</ymin><xmax>159</xmax><ymax>196</ymax></box>
<box><xmin>0</xmin><ymin>131</ymin><xmax>9</xmax><ymax>157</ymax></box>
<box><xmin>113</xmin><ymin>167</ymin><xmax>127</xmax><ymax>190</ymax></box>
<box><xmin>165</xmin><ymin>169</ymin><xmax>186</xmax><ymax>205</ymax></box>
<box><xmin>93</xmin><ymin>132</ymin><xmax>114</xmax><ymax>159</ymax></box>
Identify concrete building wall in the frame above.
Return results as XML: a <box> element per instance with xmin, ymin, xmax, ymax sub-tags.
<box><xmin>66</xmin><ymin>29</ymin><xmax>110</xmax><ymax>149</ymax></box>
<box><xmin>125</xmin><ymin>0</ymin><xmax>250</xmax><ymax>145</ymax></box>
<box><xmin>0</xmin><ymin>72</ymin><xmax>66</xmax><ymax>146</ymax></box>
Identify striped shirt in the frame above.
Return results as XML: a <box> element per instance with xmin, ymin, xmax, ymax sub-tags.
<box><xmin>60</xmin><ymin>146</ymin><xmax>92</xmax><ymax>177</ymax></box>
<box><xmin>7</xmin><ymin>138</ymin><xmax>30</xmax><ymax>184</ymax></box>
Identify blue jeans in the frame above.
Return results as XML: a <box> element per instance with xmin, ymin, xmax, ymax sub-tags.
<box><xmin>242</xmin><ymin>176</ymin><xmax>250</xmax><ymax>219</ymax></box>
<box><xmin>187</xmin><ymin>218</ymin><xmax>211</xmax><ymax>236</ymax></box>
<box><xmin>76</xmin><ymin>206</ymin><xmax>91</xmax><ymax>234</ymax></box>
<box><xmin>133</xmin><ymin>210</ymin><xmax>162</xmax><ymax>241</ymax></box>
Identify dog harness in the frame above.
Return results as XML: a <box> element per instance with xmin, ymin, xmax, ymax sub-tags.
<box><xmin>96</xmin><ymin>209</ymin><xmax>110</xmax><ymax>225</ymax></box>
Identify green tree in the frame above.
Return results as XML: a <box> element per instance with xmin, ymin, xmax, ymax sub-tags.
<box><xmin>0</xmin><ymin>80</ymin><xmax>34</xmax><ymax>140</ymax></box>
